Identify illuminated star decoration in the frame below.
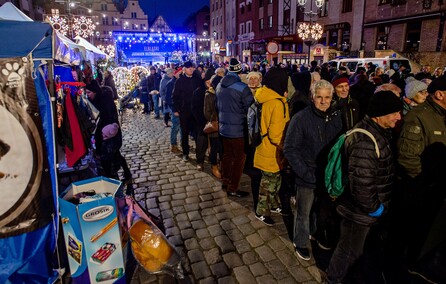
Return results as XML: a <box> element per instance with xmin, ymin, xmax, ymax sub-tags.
<box><xmin>97</xmin><ymin>44</ymin><xmax>116</xmax><ymax>57</ymax></box>
<box><xmin>47</xmin><ymin>15</ymin><xmax>69</xmax><ymax>36</ymax></box>
<box><xmin>72</xmin><ymin>16</ymin><xmax>96</xmax><ymax>38</ymax></box>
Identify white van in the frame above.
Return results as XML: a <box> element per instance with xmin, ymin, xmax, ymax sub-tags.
<box><xmin>330</xmin><ymin>57</ymin><xmax>412</xmax><ymax>73</ymax></box>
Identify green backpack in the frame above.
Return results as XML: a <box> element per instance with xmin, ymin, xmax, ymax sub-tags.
<box><xmin>325</xmin><ymin>128</ymin><xmax>380</xmax><ymax>199</ymax></box>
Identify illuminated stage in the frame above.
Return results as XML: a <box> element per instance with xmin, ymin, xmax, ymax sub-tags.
<box><xmin>114</xmin><ymin>31</ymin><xmax>196</xmax><ymax>65</ymax></box>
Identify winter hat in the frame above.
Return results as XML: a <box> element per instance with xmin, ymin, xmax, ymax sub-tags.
<box><xmin>367</xmin><ymin>90</ymin><xmax>403</xmax><ymax>117</ymax></box>
<box><xmin>174</xmin><ymin>68</ymin><xmax>183</xmax><ymax>76</ymax></box>
<box><xmin>102</xmin><ymin>123</ymin><xmax>119</xmax><ymax>140</ymax></box>
<box><xmin>211</xmin><ymin>75</ymin><xmax>222</xmax><ymax>89</ymax></box>
<box><xmin>85</xmin><ymin>79</ymin><xmax>101</xmax><ymax>94</ymax></box>
<box><xmin>228</xmin><ymin>58</ymin><xmax>242</xmax><ymax>73</ymax></box>
<box><xmin>427</xmin><ymin>76</ymin><xmax>446</xmax><ymax>94</ymax></box>
<box><xmin>331</xmin><ymin>74</ymin><xmax>349</xmax><ymax>88</ymax></box>
<box><xmin>262</xmin><ymin>67</ymin><xmax>288</xmax><ymax>96</ymax></box>
<box><xmin>203</xmin><ymin>68</ymin><xmax>215</xmax><ymax>81</ymax></box>
<box><xmin>183</xmin><ymin>61</ymin><xmax>194</xmax><ymax>68</ymax></box>
<box><xmin>405</xmin><ymin>79</ymin><xmax>428</xmax><ymax>99</ymax></box>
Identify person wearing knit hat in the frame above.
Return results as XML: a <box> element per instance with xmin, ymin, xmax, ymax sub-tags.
<box><xmin>228</xmin><ymin>58</ymin><xmax>242</xmax><ymax>74</ymax></box>
<box><xmin>403</xmin><ymin>78</ymin><xmax>428</xmax><ymax>115</ymax></box>
<box><xmin>210</xmin><ymin>74</ymin><xmax>222</xmax><ymax>89</ymax></box>
<box><xmin>216</xmin><ymin>56</ymin><xmax>253</xmax><ymax>198</ymax></box>
<box><xmin>86</xmin><ymin>79</ymin><xmax>131</xmax><ymax>182</ymax></box>
<box><xmin>331</xmin><ymin>74</ymin><xmax>360</xmax><ymax>131</ymax></box>
<box><xmin>326</xmin><ymin>90</ymin><xmax>402</xmax><ymax>283</ymax></box>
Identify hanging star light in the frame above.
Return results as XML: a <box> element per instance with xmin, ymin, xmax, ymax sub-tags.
<box><xmin>310</xmin><ymin>23</ymin><xmax>323</xmax><ymax>40</ymax></box>
<box><xmin>72</xmin><ymin>16</ymin><xmax>96</xmax><ymax>38</ymax></box>
<box><xmin>297</xmin><ymin>23</ymin><xmax>311</xmax><ymax>40</ymax></box>
<box><xmin>47</xmin><ymin>15</ymin><xmax>69</xmax><ymax>36</ymax></box>
<box><xmin>106</xmin><ymin>45</ymin><xmax>115</xmax><ymax>57</ymax></box>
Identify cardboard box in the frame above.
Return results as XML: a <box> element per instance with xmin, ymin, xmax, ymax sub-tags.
<box><xmin>59</xmin><ymin>177</ymin><xmax>126</xmax><ymax>284</ymax></box>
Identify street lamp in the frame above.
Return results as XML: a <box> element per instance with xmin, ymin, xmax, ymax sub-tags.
<box><xmin>297</xmin><ymin>0</ymin><xmax>324</xmax><ymax>64</ymax></box>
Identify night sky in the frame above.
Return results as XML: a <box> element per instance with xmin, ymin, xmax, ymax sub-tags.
<box><xmin>138</xmin><ymin>0</ymin><xmax>209</xmax><ymax>28</ymax></box>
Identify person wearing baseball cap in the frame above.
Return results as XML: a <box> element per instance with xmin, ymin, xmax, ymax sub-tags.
<box><xmin>331</xmin><ymin>74</ymin><xmax>360</xmax><ymax>131</ymax></box>
<box><xmin>397</xmin><ymin>75</ymin><xmax>446</xmax><ymax>276</ymax></box>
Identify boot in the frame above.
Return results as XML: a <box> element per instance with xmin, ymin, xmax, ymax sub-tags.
<box><xmin>212</xmin><ymin>165</ymin><xmax>221</xmax><ymax>179</ymax></box>
<box><xmin>171</xmin><ymin>145</ymin><xmax>181</xmax><ymax>154</ymax></box>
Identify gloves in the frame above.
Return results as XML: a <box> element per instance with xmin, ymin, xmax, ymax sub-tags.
<box><xmin>368</xmin><ymin>203</ymin><xmax>384</xmax><ymax>217</ymax></box>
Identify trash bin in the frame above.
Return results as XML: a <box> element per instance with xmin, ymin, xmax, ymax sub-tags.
<box><xmin>59</xmin><ymin>176</ymin><xmax>126</xmax><ymax>284</ymax></box>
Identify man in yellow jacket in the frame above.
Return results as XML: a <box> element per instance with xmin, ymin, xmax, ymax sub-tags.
<box><xmin>253</xmin><ymin>67</ymin><xmax>290</xmax><ymax>226</ymax></box>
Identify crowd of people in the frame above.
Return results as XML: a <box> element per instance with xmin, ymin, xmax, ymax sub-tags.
<box><xmin>88</xmin><ymin>58</ymin><xmax>445</xmax><ymax>284</ymax></box>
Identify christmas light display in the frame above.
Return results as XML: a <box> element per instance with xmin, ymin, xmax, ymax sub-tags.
<box><xmin>72</xmin><ymin>16</ymin><xmax>96</xmax><ymax>38</ymax></box>
<box><xmin>47</xmin><ymin>15</ymin><xmax>70</xmax><ymax>36</ymax></box>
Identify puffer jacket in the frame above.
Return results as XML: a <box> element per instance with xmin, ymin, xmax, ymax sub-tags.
<box><xmin>337</xmin><ymin>116</ymin><xmax>395</xmax><ymax>226</ymax></box>
<box><xmin>284</xmin><ymin>104</ymin><xmax>342</xmax><ymax>189</ymax></box>
<box><xmin>254</xmin><ymin>86</ymin><xmax>290</xmax><ymax>173</ymax></box>
<box><xmin>216</xmin><ymin>72</ymin><xmax>254</xmax><ymax>138</ymax></box>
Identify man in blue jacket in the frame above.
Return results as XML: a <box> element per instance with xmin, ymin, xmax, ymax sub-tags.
<box><xmin>216</xmin><ymin>58</ymin><xmax>253</xmax><ymax>197</ymax></box>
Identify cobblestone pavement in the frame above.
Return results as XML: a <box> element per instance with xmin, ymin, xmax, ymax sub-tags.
<box><xmin>119</xmin><ymin>110</ymin><xmax>325</xmax><ymax>284</ymax></box>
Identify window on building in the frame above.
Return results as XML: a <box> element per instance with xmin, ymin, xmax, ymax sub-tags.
<box><xmin>220</xmin><ymin>31</ymin><xmax>222</xmax><ymax>39</ymax></box>
<box><xmin>247</xmin><ymin>3</ymin><xmax>252</xmax><ymax>11</ymax></box>
<box><xmin>342</xmin><ymin>0</ymin><xmax>352</xmax><ymax>12</ymax></box>
<box><xmin>259</xmin><ymin>18</ymin><xmax>264</xmax><ymax>29</ymax></box>
<box><xmin>141</xmin><ymin>24</ymin><xmax>146</xmax><ymax>30</ymax></box>
<box><xmin>268</xmin><ymin>0</ymin><xmax>273</xmax><ymax>4</ymax></box>
<box><xmin>240</xmin><ymin>23</ymin><xmax>245</xmax><ymax>34</ymax></box>
<box><xmin>51</xmin><ymin>9</ymin><xmax>59</xmax><ymax>15</ymax></box>
<box><xmin>102</xmin><ymin>16</ymin><xmax>109</xmax><ymax>25</ymax></box>
<box><xmin>212</xmin><ymin>3</ymin><xmax>214</xmax><ymax>10</ymax></box>
<box><xmin>259</xmin><ymin>0</ymin><xmax>264</xmax><ymax>8</ymax></box>
<box><xmin>405</xmin><ymin>21</ymin><xmax>421</xmax><ymax>52</ymax></box>
<box><xmin>100</xmin><ymin>4</ymin><xmax>107</xmax><ymax>11</ymax></box>
<box><xmin>220</xmin><ymin>15</ymin><xmax>223</xmax><ymax>24</ymax></box>
<box><xmin>247</xmin><ymin>21</ymin><xmax>252</xmax><ymax>32</ymax></box>
<box><xmin>220</xmin><ymin>0</ymin><xmax>222</xmax><ymax>8</ymax></box>
<box><xmin>268</xmin><ymin>16</ymin><xmax>273</xmax><ymax>28</ymax></box>
<box><xmin>131</xmin><ymin>12</ymin><xmax>137</xmax><ymax>18</ymax></box>
<box><xmin>320</xmin><ymin>0</ymin><xmax>329</xmax><ymax>17</ymax></box>
<box><xmin>241</xmin><ymin>5</ymin><xmax>245</xmax><ymax>14</ymax></box>
<box><xmin>132</xmin><ymin>24</ymin><xmax>138</xmax><ymax>30</ymax></box>
<box><xmin>216</xmin><ymin>1</ymin><xmax>219</xmax><ymax>8</ymax></box>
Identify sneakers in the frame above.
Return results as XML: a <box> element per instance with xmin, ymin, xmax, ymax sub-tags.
<box><xmin>317</xmin><ymin>239</ymin><xmax>333</xmax><ymax>251</ymax></box>
<box><xmin>227</xmin><ymin>190</ymin><xmax>249</xmax><ymax>197</ymax></box>
<box><xmin>295</xmin><ymin>246</ymin><xmax>311</xmax><ymax>261</ymax></box>
<box><xmin>171</xmin><ymin>145</ymin><xmax>182</xmax><ymax>154</ymax></box>
<box><xmin>271</xmin><ymin>207</ymin><xmax>289</xmax><ymax>216</ymax></box>
<box><xmin>197</xmin><ymin>163</ymin><xmax>204</xmax><ymax>171</ymax></box>
<box><xmin>255</xmin><ymin>214</ymin><xmax>274</xmax><ymax>226</ymax></box>
<box><xmin>182</xmin><ymin>155</ymin><xmax>189</xmax><ymax>162</ymax></box>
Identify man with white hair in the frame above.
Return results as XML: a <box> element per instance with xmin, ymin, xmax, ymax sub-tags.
<box><xmin>284</xmin><ymin>80</ymin><xmax>343</xmax><ymax>260</ymax></box>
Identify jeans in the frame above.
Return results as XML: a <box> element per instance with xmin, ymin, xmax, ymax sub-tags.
<box><xmin>221</xmin><ymin>137</ymin><xmax>246</xmax><ymax>193</ymax></box>
<box><xmin>326</xmin><ymin>218</ymin><xmax>370</xmax><ymax>283</ymax></box>
<box><xmin>153</xmin><ymin>94</ymin><xmax>160</xmax><ymax>117</ymax></box>
<box><xmin>195</xmin><ymin>125</ymin><xmax>208</xmax><ymax>164</ymax></box>
<box><xmin>209</xmin><ymin>136</ymin><xmax>222</xmax><ymax>165</ymax></box>
<box><xmin>170</xmin><ymin>113</ymin><xmax>181</xmax><ymax>146</ymax></box>
<box><xmin>294</xmin><ymin>186</ymin><xmax>317</xmax><ymax>248</ymax></box>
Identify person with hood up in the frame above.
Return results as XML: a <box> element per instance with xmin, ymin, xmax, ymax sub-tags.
<box><xmin>253</xmin><ymin>67</ymin><xmax>290</xmax><ymax>226</ymax></box>
<box><xmin>289</xmin><ymin>70</ymin><xmax>312</xmax><ymax>117</ymax></box>
<box><xmin>216</xmin><ymin>58</ymin><xmax>254</xmax><ymax>197</ymax></box>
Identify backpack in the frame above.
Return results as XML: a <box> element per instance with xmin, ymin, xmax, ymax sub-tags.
<box><xmin>325</xmin><ymin>128</ymin><xmax>380</xmax><ymax>198</ymax></box>
<box><xmin>247</xmin><ymin>98</ymin><xmax>286</xmax><ymax>148</ymax></box>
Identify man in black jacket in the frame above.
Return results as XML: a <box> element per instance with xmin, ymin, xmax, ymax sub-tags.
<box><xmin>284</xmin><ymin>79</ymin><xmax>342</xmax><ymax>261</ymax></box>
<box><xmin>172</xmin><ymin>61</ymin><xmax>202</xmax><ymax>161</ymax></box>
<box><xmin>326</xmin><ymin>91</ymin><xmax>403</xmax><ymax>283</ymax></box>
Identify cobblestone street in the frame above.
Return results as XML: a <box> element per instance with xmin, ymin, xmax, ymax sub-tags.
<box><xmin>119</xmin><ymin>110</ymin><xmax>324</xmax><ymax>284</ymax></box>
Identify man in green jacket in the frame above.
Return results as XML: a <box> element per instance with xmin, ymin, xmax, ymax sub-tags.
<box><xmin>397</xmin><ymin>76</ymin><xmax>446</xmax><ymax>277</ymax></box>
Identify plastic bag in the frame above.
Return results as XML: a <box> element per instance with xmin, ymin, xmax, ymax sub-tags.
<box><xmin>129</xmin><ymin>219</ymin><xmax>183</xmax><ymax>278</ymax></box>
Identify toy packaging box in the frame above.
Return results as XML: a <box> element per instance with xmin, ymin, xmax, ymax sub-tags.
<box><xmin>59</xmin><ymin>177</ymin><xmax>126</xmax><ymax>284</ymax></box>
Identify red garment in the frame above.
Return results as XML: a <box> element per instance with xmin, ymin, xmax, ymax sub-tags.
<box><xmin>64</xmin><ymin>91</ymin><xmax>87</xmax><ymax>166</ymax></box>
